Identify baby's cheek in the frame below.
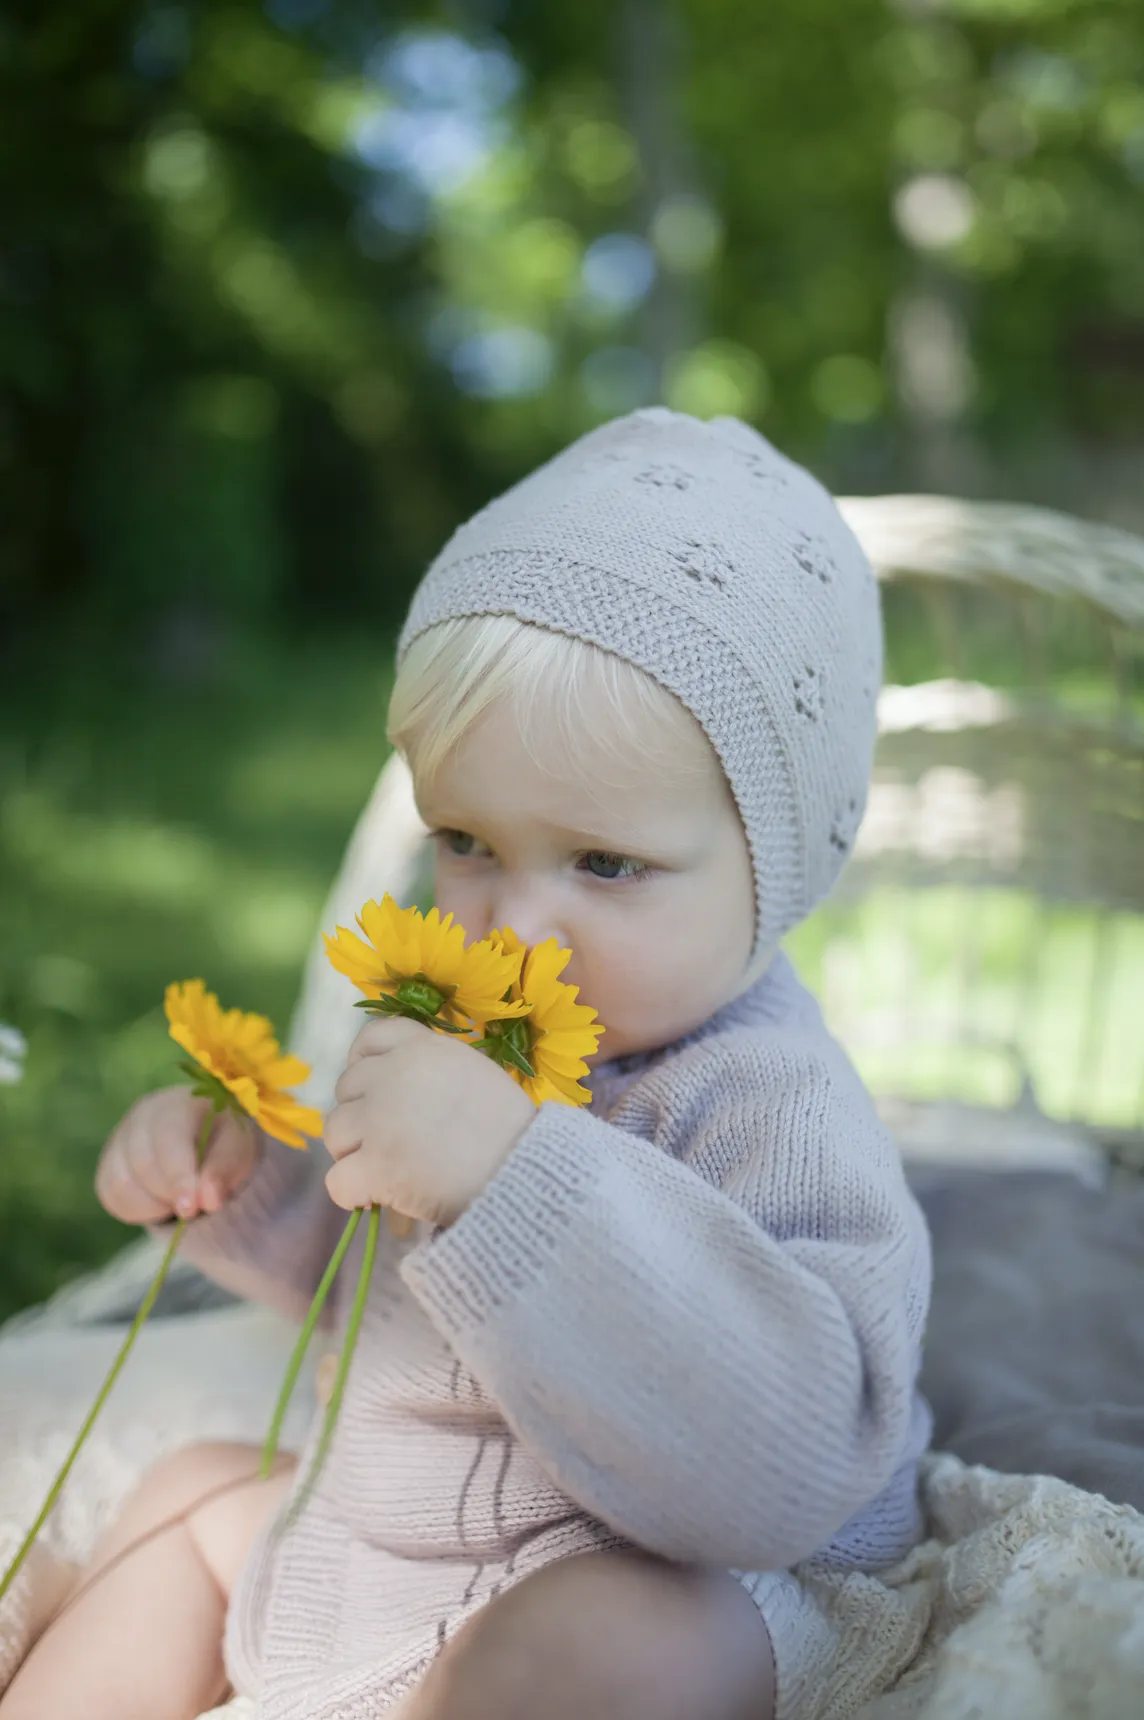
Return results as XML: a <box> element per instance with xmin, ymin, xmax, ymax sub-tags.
<box><xmin>617</xmin><ymin>922</ymin><xmax>740</xmax><ymax>1046</ymax></box>
<box><xmin>586</xmin><ymin>955</ymin><xmax>684</xmax><ymax>1050</ymax></box>
<box><xmin>435</xmin><ymin>877</ymin><xmax>486</xmax><ymax>941</ymax></box>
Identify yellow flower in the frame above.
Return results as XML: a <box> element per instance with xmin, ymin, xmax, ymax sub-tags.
<box><xmin>0</xmin><ymin>980</ymin><xmax>326</xmax><ymax>1612</ymax></box>
<box><xmin>474</xmin><ymin>929</ymin><xmax>605</xmax><ymax>1107</ymax></box>
<box><xmin>164</xmin><ymin>980</ymin><xmax>323</xmax><ymax>1149</ymax></box>
<box><xmin>323</xmin><ymin>895</ymin><xmax>531</xmax><ymax>1030</ymax></box>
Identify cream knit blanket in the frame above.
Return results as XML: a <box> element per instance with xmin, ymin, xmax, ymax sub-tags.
<box><xmin>2</xmin><ymin>1290</ymin><xmax>1143</xmax><ymax>1720</ymax></box>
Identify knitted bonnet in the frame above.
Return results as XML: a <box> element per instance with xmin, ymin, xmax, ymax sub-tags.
<box><xmin>396</xmin><ymin>407</ymin><xmax>883</xmax><ymax>961</ymax></box>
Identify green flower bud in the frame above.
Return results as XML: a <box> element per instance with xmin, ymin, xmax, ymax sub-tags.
<box><xmin>395</xmin><ymin>976</ymin><xmax>447</xmax><ymax>1016</ymax></box>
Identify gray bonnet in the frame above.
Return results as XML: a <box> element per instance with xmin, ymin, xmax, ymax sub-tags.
<box><xmin>397</xmin><ymin>407</ymin><xmax>882</xmax><ymax>960</ymax></box>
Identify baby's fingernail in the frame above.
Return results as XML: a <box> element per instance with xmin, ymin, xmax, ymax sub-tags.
<box><xmin>175</xmin><ymin>1191</ymin><xmax>196</xmax><ymax>1217</ymax></box>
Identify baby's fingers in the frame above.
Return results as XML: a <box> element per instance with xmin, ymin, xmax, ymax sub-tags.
<box><xmin>97</xmin><ymin>1117</ymin><xmax>184</xmax><ymax>1225</ymax></box>
<box><xmin>144</xmin><ymin>1095</ymin><xmax>220</xmax><ymax>1217</ymax></box>
<box><xmin>119</xmin><ymin>1102</ymin><xmax>204</xmax><ymax>1219</ymax></box>
<box><xmin>194</xmin><ymin>1109</ymin><xmax>261</xmax><ymax>1213</ymax></box>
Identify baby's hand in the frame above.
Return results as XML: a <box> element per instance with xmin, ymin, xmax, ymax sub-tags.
<box><xmin>324</xmin><ymin>1018</ymin><xmax>536</xmax><ymax>1227</ymax></box>
<box><xmin>95</xmin><ymin>1085</ymin><xmax>262</xmax><ymax>1226</ymax></box>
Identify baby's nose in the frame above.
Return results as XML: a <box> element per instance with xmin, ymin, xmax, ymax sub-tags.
<box><xmin>489</xmin><ymin>892</ymin><xmax>563</xmax><ymax>953</ymax></box>
<box><xmin>503</xmin><ymin>922</ymin><xmax>566</xmax><ymax>958</ymax></box>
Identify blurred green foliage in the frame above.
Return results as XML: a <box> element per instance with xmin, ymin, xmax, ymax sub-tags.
<box><xmin>3</xmin><ymin>617</ymin><xmax>1141</xmax><ymax>1323</ymax></box>
<box><xmin>2</xmin><ymin>0</ymin><xmax>1143</xmax><ymax>639</ymax></box>
<box><xmin>0</xmin><ymin>625</ymin><xmax>392</xmax><ymax>1321</ymax></box>
<box><xmin>2</xmin><ymin>0</ymin><xmax>1144</xmax><ymax>1316</ymax></box>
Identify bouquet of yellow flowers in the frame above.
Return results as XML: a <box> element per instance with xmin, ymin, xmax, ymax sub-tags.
<box><xmin>0</xmin><ymin>898</ymin><xmax>603</xmax><ymax>1598</ymax></box>
<box><xmin>266</xmin><ymin>896</ymin><xmax>604</xmax><ymax>1519</ymax></box>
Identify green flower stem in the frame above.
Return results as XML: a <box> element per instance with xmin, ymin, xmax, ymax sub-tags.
<box><xmin>0</xmin><ymin>1100</ymin><xmax>221</xmax><ymax>1608</ymax></box>
<box><xmin>286</xmin><ymin>1202</ymin><xmax>381</xmax><ymax>1528</ymax></box>
<box><xmin>258</xmin><ymin>1203</ymin><xmax>364</xmax><ymax>1479</ymax></box>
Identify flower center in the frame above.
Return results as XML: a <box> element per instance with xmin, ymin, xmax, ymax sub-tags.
<box><xmin>470</xmin><ymin>1010</ymin><xmax>537</xmax><ymax>1079</ymax></box>
<box><xmin>394</xmin><ymin>975</ymin><xmax>448</xmax><ymax>1016</ymax></box>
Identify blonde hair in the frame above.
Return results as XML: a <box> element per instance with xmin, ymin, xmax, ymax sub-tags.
<box><xmin>389</xmin><ymin>612</ymin><xmax>771</xmax><ymax>992</ymax></box>
<box><xmin>387</xmin><ymin>614</ymin><xmax>713</xmax><ymax>792</ymax></box>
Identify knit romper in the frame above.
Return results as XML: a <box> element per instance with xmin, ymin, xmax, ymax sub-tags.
<box><xmin>159</xmin><ymin>953</ymin><xmax>934</xmax><ymax>1720</ymax></box>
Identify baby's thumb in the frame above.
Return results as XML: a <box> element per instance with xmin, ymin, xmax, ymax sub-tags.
<box><xmin>195</xmin><ymin>1110</ymin><xmax>262</xmax><ymax>1213</ymax></box>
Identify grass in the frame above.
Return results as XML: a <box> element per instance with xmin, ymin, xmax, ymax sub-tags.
<box><xmin>0</xmin><ymin>622</ymin><xmax>395</xmax><ymax>1324</ymax></box>
<box><xmin>787</xmin><ymin>886</ymin><xmax>1144</xmax><ymax>1126</ymax></box>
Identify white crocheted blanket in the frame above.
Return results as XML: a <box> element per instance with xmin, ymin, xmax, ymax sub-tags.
<box><xmin>2</xmin><ymin>1276</ymin><xmax>1143</xmax><ymax>1720</ymax></box>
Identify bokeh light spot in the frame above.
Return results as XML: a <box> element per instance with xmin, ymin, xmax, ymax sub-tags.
<box><xmin>144</xmin><ymin>127</ymin><xmax>213</xmax><ymax>200</ymax></box>
<box><xmin>564</xmin><ymin>121</ymin><xmax>639</xmax><ymax>199</ymax></box>
<box><xmin>651</xmin><ymin>195</ymin><xmax>722</xmax><ymax>273</ymax></box>
<box><xmin>451</xmin><ymin>327</ymin><xmax>553</xmax><ymax>398</ymax></box>
<box><xmin>581</xmin><ymin>234</ymin><xmax>656</xmax><ymax>310</ymax></box>
<box><xmin>893</xmin><ymin>174</ymin><xmax>976</xmax><ymax>250</ymax></box>
<box><xmin>810</xmin><ymin>355</ymin><xmax>884</xmax><ymax>423</ymax></box>
<box><xmin>663</xmin><ymin>341</ymin><xmax>767</xmax><ymax>420</ymax></box>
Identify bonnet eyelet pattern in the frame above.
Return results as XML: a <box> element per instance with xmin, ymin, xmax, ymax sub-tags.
<box><xmin>399</xmin><ymin>407</ymin><xmax>883</xmax><ymax>957</ymax></box>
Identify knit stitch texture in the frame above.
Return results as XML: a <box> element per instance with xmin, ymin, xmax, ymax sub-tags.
<box><xmin>142</xmin><ymin>411</ymin><xmax>925</xmax><ymax>1719</ymax></box>
<box><xmin>155</xmin><ymin>955</ymin><xmax>934</xmax><ymax>1720</ymax></box>
<box><xmin>397</xmin><ymin>407</ymin><xmax>884</xmax><ymax>959</ymax></box>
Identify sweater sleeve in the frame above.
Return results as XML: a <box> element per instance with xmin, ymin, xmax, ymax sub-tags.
<box><xmin>149</xmin><ymin>1128</ymin><xmax>349</xmax><ymax>1328</ymax></box>
<box><xmin>400</xmin><ymin>1036</ymin><xmax>932</xmax><ymax>1572</ymax></box>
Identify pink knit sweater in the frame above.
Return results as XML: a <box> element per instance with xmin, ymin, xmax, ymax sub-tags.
<box><xmin>155</xmin><ymin>955</ymin><xmax>933</xmax><ymax>1720</ymax></box>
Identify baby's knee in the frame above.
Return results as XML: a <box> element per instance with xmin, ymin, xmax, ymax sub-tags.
<box><xmin>127</xmin><ymin>1440</ymin><xmax>296</xmax><ymax>1598</ymax></box>
<box><xmin>426</xmin><ymin>1551</ymin><xmax>774</xmax><ymax>1720</ymax></box>
<box><xmin>134</xmin><ymin>1440</ymin><xmax>283</xmax><ymax>1518</ymax></box>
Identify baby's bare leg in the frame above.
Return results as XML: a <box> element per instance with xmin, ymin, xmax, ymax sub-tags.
<box><xmin>0</xmin><ymin>1440</ymin><xmax>296</xmax><ymax>1720</ymax></box>
<box><xmin>403</xmin><ymin>1548</ymin><xmax>776</xmax><ymax>1720</ymax></box>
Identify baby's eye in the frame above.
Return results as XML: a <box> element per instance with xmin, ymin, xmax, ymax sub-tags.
<box><xmin>578</xmin><ymin>851</ymin><xmax>650</xmax><ymax>882</ymax></box>
<box><xmin>435</xmin><ymin>829</ymin><xmax>489</xmax><ymax>859</ymax></box>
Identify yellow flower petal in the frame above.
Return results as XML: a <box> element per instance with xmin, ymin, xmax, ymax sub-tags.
<box><xmin>481</xmin><ymin>931</ymin><xmax>605</xmax><ymax>1108</ymax></box>
<box><xmin>256</xmin><ymin>1094</ymin><xmax>324</xmax><ymax>1149</ymax></box>
<box><xmin>323</xmin><ymin>927</ymin><xmax>388</xmax><ymax>997</ymax></box>
<box><xmin>322</xmin><ymin>906</ymin><xmax>605</xmax><ymax>1107</ymax></box>
<box><xmin>533</xmin><ymin>1049</ymin><xmax>591</xmax><ymax>1078</ymax></box>
<box><xmin>323</xmin><ymin>895</ymin><xmax>526</xmax><ymax>1026</ymax></box>
<box><xmin>165</xmin><ymin>981</ymin><xmax>317</xmax><ymax>1150</ymax></box>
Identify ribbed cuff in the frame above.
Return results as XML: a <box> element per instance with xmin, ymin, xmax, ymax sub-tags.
<box><xmin>400</xmin><ymin>1101</ymin><xmax>614</xmax><ymax>1343</ymax></box>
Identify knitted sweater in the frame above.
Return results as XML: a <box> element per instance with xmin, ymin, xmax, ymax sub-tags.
<box><xmin>156</xmin><ymin>954</ymin><xmax>934</xmax><ymax>1718</ymax></box>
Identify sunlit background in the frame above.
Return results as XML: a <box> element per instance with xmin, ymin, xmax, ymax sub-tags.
<box><xmin>2</xmin><ymin>0</ymin><xmax>1143</xmax><ymax>1318</ymax></box>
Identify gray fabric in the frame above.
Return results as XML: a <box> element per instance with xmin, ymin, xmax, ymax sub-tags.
<box><xmin>0</xmin><ymin>1251</ymin><xmax>240</xmax><ymax>1341</ymax></box>
<box><xmin>164</xmin><ymin>954</ymin><xmax>935</xmax><ymax>1716</ymax></box>
<box><xmin>397</xmin><ymin>407</ymin><xmax>884</xmax><ymax>960</ymax></box>
<box><xmin>85</xmin><ymin>1267</ymin><xmax>240</xmax><ymax>1324</ymax></box>
<box><xmin>907</xmin><ymin>1164</ymin><xmax>1144</xmax><ymax>1513</ymax></box>
<box><xmin>24</xmin><ymin>1162</ymin><xmax>1144</xmax><ymax>1530</ymax></box>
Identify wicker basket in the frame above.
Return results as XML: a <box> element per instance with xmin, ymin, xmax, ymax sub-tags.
<box><xmin>808</xmin><ymin>495</ymin><xmax>1144</xmax><ymax>1177</ymax></box>
<box><xmin>11</xmin><ymin>494</ymin><xmax>1143</xmax><ymax>1336</ymax></box>
<box><xmin>293</xmin><ymin>494</ymin><xmax>1144</xmax><ymax>1179</ymax></box>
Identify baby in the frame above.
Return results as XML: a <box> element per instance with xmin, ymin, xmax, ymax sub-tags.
<box><xmin>2</xmin><ymin>408</ymin><xmax>934</xmax><ymax>1720</ymax></box>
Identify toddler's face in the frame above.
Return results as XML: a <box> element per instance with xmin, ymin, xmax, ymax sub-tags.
<box><xmin>414</xmin><ymin>694</ymin><xmax>757</xmax><ymax>1065</ymax></box>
